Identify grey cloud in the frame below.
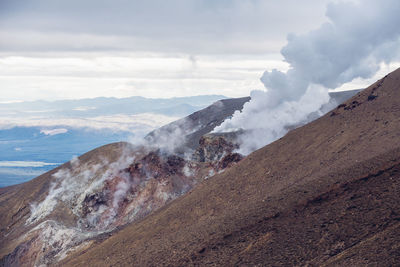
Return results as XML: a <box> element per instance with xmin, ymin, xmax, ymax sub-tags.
<box><xmin>0</xmin><ymin>0</ymin><xmax>331</xmax><ymax>54</ymax></box>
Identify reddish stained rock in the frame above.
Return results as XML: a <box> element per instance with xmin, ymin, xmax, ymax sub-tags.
<box><xmin>193</xmin><ymin>134</ymin><xmax>240</xmax><ymax>163</ymax></box>
<box><xmin>81</xmin><ymin>192</ymin><xmax>108</xmax><ymax>217</ymax></box>
<box><xmin>217</xmin><ymin>153</ymin><xmax>244</xmax><ymax>170</ymax></box>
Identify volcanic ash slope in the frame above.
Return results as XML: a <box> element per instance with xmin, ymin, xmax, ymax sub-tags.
<box><xmin>0</xmin><ymin>97</ymin><xmax>250</xmax><ymax>266</ymax></box>
<box><xmin>64</xmin><ymin>69</ymin><xmax>400</xmax><ymax>266</ymax></box>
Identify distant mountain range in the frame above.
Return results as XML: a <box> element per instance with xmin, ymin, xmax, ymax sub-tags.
<box><xmin>0</xmin><ymin>95</ymin><xmax>227</xmax><ymax>187</ymax></box>
<box><xmin>0</xmin><ymin>95</ymin><xmax>227</xmax><ymax>119</ymax></box>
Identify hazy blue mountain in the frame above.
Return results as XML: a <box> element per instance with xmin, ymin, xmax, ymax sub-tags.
<box><xmin>0</xmin><ymin>95</ymin><xmax>227</xmax><ymax>118</ymax></box>
<box><xmin>0</xmin><ymin>95</ymin><xmax>227</xmax><ymax>187</ymax></box>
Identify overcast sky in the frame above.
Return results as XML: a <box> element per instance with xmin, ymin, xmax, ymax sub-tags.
<box><xmin>0</xmin><ymin>0</ymin><xmax>397</xmax><ymax>101</ymax></box>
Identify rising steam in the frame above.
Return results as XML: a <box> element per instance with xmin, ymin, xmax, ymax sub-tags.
<box><xmin>215</xmin><ymin>0</ymin><xmax>400</xmax><ymax>154</ymax></box>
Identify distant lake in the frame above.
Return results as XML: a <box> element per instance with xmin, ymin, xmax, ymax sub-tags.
<box><xmin>0</xmin><ymin>127</ymin><xmax>132</xmax><ymax>187</ymax></box>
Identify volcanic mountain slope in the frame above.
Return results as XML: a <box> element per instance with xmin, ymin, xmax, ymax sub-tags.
<box><xmin>0</xmin><ymin>89</ymin><xmax>372</xmax><ymax>266</ymax></box>
<box><xmin>0</xmin><ymin>97</ymin><xmax>251</xmax><ymax>266</ymax></box>
<box><xmin>0</xmin><ymin>142</ymin><xmax>136</xmax><ymax>266</ymax></box>
<box><xmin>145</xmin><ymin>96</ymin><xmax>250</xmax><ymax>153</ymax></box>
<box><xmin>145</xmin><ymin>91</ymin><xmax>360</xmax><ymax>154</ymax></box>
<box><xmin>62</xmin><ymin>69</ymin><xmax>400</xmax><ymax>266</ymax></box>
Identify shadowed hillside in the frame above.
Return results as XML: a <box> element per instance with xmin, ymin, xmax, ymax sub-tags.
<box><xmin>62</xmin><ymin>69</ymin><xmax>400</xmax><ymax>266</ymax></box>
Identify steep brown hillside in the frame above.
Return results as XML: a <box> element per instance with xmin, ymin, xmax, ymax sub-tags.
<box><xmin>0</xmin><ymin>142</ymin><xmax>134</xmax><ymax>265</ymax></box>
<box><xmin>145</xmin><ymin>97</ymin><xmax>250</xmax><ymax>154</ymax></box>
<box><xmin>0</xmin><ymin>138</ymin><xmax>244</xmax><ymax>266</ymax></box>
<box><xmin>0</xmin><ymin>99</ymin><xmax>250</xmax><ymax>266</ymax></box>
<box><xmin>63</xmin><ymin>69</ymin><xmax>400</xmax><ymax>266</ymax></box>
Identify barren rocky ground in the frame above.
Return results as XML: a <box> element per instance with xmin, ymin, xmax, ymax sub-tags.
<box><xmin>61</xmin><ymin>69</ymin><xmax>400</xmax><ymax>266</ymax></box>
<box><xmin>0</xmin><ymin>70</ymin><xmax>396</xmax><ymax>266</ymax></box>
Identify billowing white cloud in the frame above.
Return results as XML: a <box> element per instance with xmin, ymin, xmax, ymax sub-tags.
<box><xmin>217</xmin><ymin>0</ymin><xmax>400</xmax><ymax>154</ymax></box>
<box><xmin>261</xmin><ymin>0</ymin><xmax>400</xmax><ymax>105</ymax></box>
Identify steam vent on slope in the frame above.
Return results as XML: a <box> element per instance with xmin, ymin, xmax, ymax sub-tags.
<box><xmin>1</xmin><ymin>69</ymin><xmax>400</xmax><ymax>266</ymax></box>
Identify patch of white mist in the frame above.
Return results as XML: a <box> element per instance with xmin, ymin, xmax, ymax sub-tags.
<box><xmin>183</xmin><ymin>164</ymin><xmax>194</xmax><ymax>177</ymax></box>
<box><xmin>21</xmin><ymin>220</ymin><xmax>95</xmax><ymax>266</ymax></box>
<box><xmin>135</xmin><ymin>117</ymin><xmax>201</xmax><ymax>156</ymax></box>
<box><xmin>205</xmin><ymin>169</ymin><xmax>215</xmax><ymax>179</ymax></box>
<box><xmin>215</xmin><ymin>85</ymin><xmax>330</xmax><ymax>154</ymax></box>
<box><xmin>26</xmin><ymin>148</ymin><xmax>135</xmax><ymax>226</ymax></box>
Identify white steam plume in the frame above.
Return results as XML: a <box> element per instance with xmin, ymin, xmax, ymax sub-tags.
<box><xmin>26</xmin><ymin>149</ymin><xmax>134</xmax><ymax>226</ymax></box>
<box><xmin>216</xmin><ymin>0</ymin><xmax>400</xmax><ymax>154</ymax></box>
